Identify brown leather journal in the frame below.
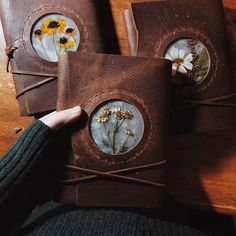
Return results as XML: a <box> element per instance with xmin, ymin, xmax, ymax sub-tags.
<box><xmin>124</xmin><ymin>0</ymin><xmax>236</xmax><ymax>134</ymax></box>
<box><xmin>0</xmin><ymin>0</ymin><xmax>115</xmax><ymax>116</ymax></box>
<box><xmin>55</xmin><ymin>51</ymin><xmax>172</xmax><ymax>208</ymax></box>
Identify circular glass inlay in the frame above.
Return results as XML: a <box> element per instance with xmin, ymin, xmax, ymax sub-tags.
<box><xmin>31</xmin><ymin>14</ymin><xmax>80</xmax><ymax>62</ymax></box>
<box><xmin>164</xmin><ymin>38</ymin><xmax>211</xmax><ymax>87</ymax></box>
<box><xmin>90</xmin><ymin>100</ymin><xmax>144</xmax><ymax>155</ymax></box>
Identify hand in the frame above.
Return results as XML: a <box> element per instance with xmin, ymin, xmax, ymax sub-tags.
<box><xmin>40</xmin><ymin>106</ymin><xmax>82</xmax><ymax>131</ymax></box>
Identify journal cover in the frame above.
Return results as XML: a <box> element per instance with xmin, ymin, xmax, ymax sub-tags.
<box><xmin>123</xmin><ymin>0</ymin><xmax>236</xmax><ymax>134</ymax></box>
<box><xmin>0</xmin><ymin>0</ymin><xmax>115</xmax><ymax>116</ymax></box>
<box><xmin>55</xmin><ymin>51</ymin><xmax>172</xmax><ymax>208</ymax></box>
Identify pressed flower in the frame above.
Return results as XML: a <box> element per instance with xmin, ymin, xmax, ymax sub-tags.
<box><xmin>115</xmin><ymin>110</ymin><xmax>124</xmax><ymax>120</ymax></box>
<box><xmin>42</xmin><ymin>18</ymin><xmax>58</xmax><ymax>35</ymax></box>
<box><xmin>110</xmin><ymin>107</ymin><xmax>121</xmax><ymax>114</ymax></box>
<box><xmin>165</xmin><ymin>47</ymin><xmax>193</xmax><ymax>74</ymax></box>
<box><xmin>65</xmin><ymin>28</ymin><xmax>76</xmax><ymax>36</ymax></box>
<box><xmin>124</xmin><ymin>128</ymin><xmax>134</xmax><ymax>136</ymax></box>
<box><xmin>122</xmin><ymin>109</ymin><xmax>133</xmax><ymax>119</ymax></box>
<box><xmin>101</xmin><ymin>106</ymin><xmax>110</xmax><ymax>116</ymax></box>
<box><xmin>95</xmin><ymin>114</ymin><xmax>109</xmax><ymax>123</ymax></box>
<box><xmin>57</xmin><ymin>18</ymin><xmax>67</xmax><ymax>33</ymax></box>
<box><xmin>56</xmin><ymin>37</ymin><xmax>74</xmax><ymax>49</ymax></box>
<box><xmin>33</xmin><ymin>29</ymin><xmax>43</xmax><ymax>40</ymax></box>
<box><xmin>41</xmin><ymin>18</ymin><xmax>51</xmax><ymax>34</ymax></box>
<box><xmin>41</xmin><ymin>17</ymin><xmax>66</xmax><ymax>35</ymax></box>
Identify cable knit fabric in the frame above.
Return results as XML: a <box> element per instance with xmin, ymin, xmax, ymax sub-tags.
<box><xmin>0</xmin><ymin>120</ymin><xmax>208</xmax><ymax>236</ymax></box>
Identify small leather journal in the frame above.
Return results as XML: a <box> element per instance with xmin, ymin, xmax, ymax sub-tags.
<box><xmin>0</xmin><ymin>0</ymin><xmax>114</xmax><ymax>116</ymax></box>
<box><xmin>55</xmin><ymin>51</ymin><xmax>172</xmax><ymax>208</ymax></box>
<box><xmin>124</xmin><ymin>0</ymin><xmax>236</xmax><ymax>134</ymax></box>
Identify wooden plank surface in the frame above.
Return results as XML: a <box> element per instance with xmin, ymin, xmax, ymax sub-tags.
<box><xmin>0</xmin><ymin>0</ymin><xmax>235</xmax><ymax>215</ymax></box>
<box><xmin>0</xmin><ymin>21</ymin><xmax>32</xmax><ymax>155</ymax></box>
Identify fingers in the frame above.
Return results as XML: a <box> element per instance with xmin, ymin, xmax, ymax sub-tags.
<box><xmin>40</xmin><ymin>106</ymin><xmax>82</xmax><ymax>130</ymax></box>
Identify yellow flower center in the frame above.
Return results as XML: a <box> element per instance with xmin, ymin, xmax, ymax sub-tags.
<box><xmin>173</xmin><ymin>58</ymin><xmax>184</xmax><ymax>66</ymax></box>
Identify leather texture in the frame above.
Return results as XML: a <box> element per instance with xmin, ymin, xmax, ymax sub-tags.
<box><xmin>55</xmin><ymin>51</ymin><xmax>172</xmax><ymax>208</ymax></box>
<box><xmin>0</xmin><ymin>0</ymin><xmax>115</xmax><ymax>116</ymax></box>
<box><xmin>124</xmin><ymin>0</ymin><xmax>236</xmax><ymax>134</ymax></box>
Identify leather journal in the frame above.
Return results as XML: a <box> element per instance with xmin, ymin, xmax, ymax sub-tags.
<box><xmin>0</xmin><ymin>0</ymin><xmax>115</xmax><ymax>116</ymax></box>
<box><xmin>55</xmin><ymin>51</ymin><xmax>172</xmax><ymax>208</ymax></box>
<box><xmin>123</xmin><ymin>0</ymin><xmax>236</xmax><ymax>134</ymax></box>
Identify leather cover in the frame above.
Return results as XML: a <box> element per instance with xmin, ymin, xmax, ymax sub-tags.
<box><xmin>55</xmin><ymin>51</ymin><xmax>172</xmax><ymax>208</ymax></box>
<box><xmin>124</xmin><ymin>0</ymin><xmax>236</xmax><ymax>134</ymax></box>
<box><xmin>0</xmin><ymin>0</ymin><xmax>114</xmax><ymax>116</ymax></box>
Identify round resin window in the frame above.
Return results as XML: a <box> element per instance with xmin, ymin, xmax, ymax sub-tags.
<box><xmin>164</xmin><ymin>38</ymin><xmax>211</xmax><ymax>87</ymax></box>
<box><xmin>90</xmin><ymin>100</ymin><xmax>144</xmax><ymax>155</ymax></box>
<box><xmin>31</xmin><ymin>14</ymin><xmax>80</xmax><ymax>62</ymax></box>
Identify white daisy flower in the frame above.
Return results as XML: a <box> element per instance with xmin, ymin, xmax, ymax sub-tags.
<box><xmin>101</xmin><ymin>106</ymin><xmax>110</xmax><ymax>116</ymax></box>
<box><xmin>165</xmin><ymin>47</ymin><xmax>193</xmax><ymax>74</ymax></box>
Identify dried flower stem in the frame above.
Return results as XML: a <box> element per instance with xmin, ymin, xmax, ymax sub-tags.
<box><xmin>117</xmin><ymin>119</ymin><xmax>125</xmax><ymax>130</ymax></box>
<box><xmin>119</xmin><ymin>134</ymin><xmax>129</xmax><ymax>153</ymax></box>
<box><xmin>112</xmin><ymin>121</ymin><xmax>119</xmax><ymax>154</ymax></box>
<box><xmin>39</xmin><ymin>39</ymin><xmax>51</xmax><ymax>61</ymax></box>
<box><xmin>72</xmin><ymin>35</ymin><xmax>77</xmax><ymax>44</ymax></box>
<box><xmin>53</xmin><ymin>33</ymin><xmax>59</xmax><ymax>56</ymax></box>
<box><xmin>102</xmin><ymin>123</ymin><xmax>112</xmax><ymax>147</ymax></box>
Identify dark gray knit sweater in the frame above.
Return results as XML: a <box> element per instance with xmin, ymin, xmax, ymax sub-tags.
<box><xmin>0</xmin><ymin>120</ymin><xmax>207</xmax><ymax>236</ymax></box>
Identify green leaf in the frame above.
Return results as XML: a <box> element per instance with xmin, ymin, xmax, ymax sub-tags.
<box><xmin>194</xmin><ymin>48</ymin><xmax>209</xmax><ymax>68</ymax></box>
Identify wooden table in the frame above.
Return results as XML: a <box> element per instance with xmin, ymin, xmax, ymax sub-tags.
<box><xmin>0</xmin><ymin>0</ymin><xmax>235</xmax><ymax>215</ymax></box>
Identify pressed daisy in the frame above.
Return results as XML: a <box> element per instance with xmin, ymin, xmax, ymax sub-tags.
<box><xmin>122</xmin><ymin>109</ymin><xmax>133</xmax><ymax>119</ymax></box>
<box><xmin>114</xmin><ymin>110</ymin><xmax>124</xmax><ymax>120</ymax></box>
<box><xmin>33</xmin><ymin>29</ymin><xmax>43</xmax><ymax>40</ymax></box>
<box><xmin>65</xmin><ymin>28</ymin><xmax>76</xmax><ymax>36</ymax></box>
<box><xmin>124</xmin><ymin>128</ymin><xmax>134</xmax><ymax>136</ymax></box>
<box><xmin>95</xmin><ymin>114</ymin><xmax>109</xmax><ymax>123</ymax></box>
<box><xmin>101</xmin><ymin>106</ymin><xmax>110</xmax><ymax>116</ymax></box>
<box><xmin>165</xmin><ymin>47</ymin><xmax>193</xmax><ymax>74</ymax></box>
<box><xmin>110</xmin><ymin>107</ymin><xmax>121</xmax><ymax>114</ymax></box>
<box><xmin>56</xmin><ymin>37</ymin><xmax>74</xmax><ymax>49</ymax></box>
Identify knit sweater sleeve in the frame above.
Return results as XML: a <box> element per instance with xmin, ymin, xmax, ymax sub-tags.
<box><xmin>0</xmin><ymin>119</ymin><xmax>52</xmax><ymax>205</ymax></box>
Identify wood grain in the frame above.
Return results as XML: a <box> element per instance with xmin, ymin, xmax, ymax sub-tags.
<box><xmin>0</xmin><ymin>0</ymin><xmax>235</xmax><ymax>215</ymax></box>
<box><xmin>0</xmin><ymin>21</ymin><xmax>32</xmax><ymax>156</ymax></box>
<box><xmin>109</xmin><ymin>0</ymin><xmax>236</xmax><ymax>215</ymax></box>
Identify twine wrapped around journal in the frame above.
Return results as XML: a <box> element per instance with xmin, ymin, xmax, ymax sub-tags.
<box><xmin>5</xmin><ymin>46</ymin><xmax>58</xmax><ymax>99</ymax></box>
<box><xmin>171</xmin><ymin>93</ymin><xmax>236</xmax><ymax>112</ymax></box>
<box><xmin>62</xmin><ymin>160</ymin><xmax>167</xmax><ymax>188</ymax></box>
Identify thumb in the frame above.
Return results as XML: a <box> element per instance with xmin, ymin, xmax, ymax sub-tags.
<box><xmin>40</xmin><ymin>106</ymin><xmax>82</xmax><ymax>130</ymax></box>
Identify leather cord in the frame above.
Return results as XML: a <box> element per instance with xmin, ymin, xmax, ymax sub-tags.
<box><xmin>62</xmin><ymin>160</ymin><xmax>167</xmax><ymax>188</ymax></box>
<box><xmin>5</xmin><ymin>46</ymin><xmax>58</xmax><ymax>98</ymax></box>
<box><xmin>171</xmin><ymin>92</ymin><xmax>236</xmax><ymax>112</ymax></box>
<box><xmin>10</xmin><ymin>70</ymin><xmax>58</xmax><ymax>98</ymax></box>
<box><xmin>15</xmin><ymin>76</ymin><xmax>57</xmax><ymax>98</ymax></box>
<box><xmin>11</xmin><ymin>70</ymin><xmax>57</xmax><ymax>77</ymax></box>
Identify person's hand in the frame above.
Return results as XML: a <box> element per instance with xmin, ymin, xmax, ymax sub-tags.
<box><xmin>40</xmin><ymin>106</ymin><xmax>82</xmax><ymax>131</ymax></box>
